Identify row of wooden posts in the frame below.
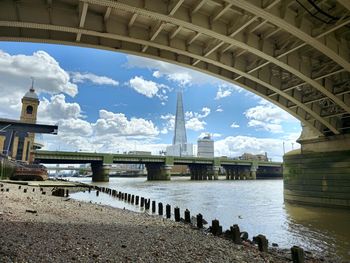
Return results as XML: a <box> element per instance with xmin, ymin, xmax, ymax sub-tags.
<box><xmin>89</xmin><ymin>185</ymin><xmax>305</xmax><ymax>263</ymax></box>
<box><xmin>0</xmin><ymin>182</ymin><xmax>305</xmax><ymax>263</ymax></box>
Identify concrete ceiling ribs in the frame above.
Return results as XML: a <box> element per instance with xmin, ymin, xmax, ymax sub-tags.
<box><xmin>0</xmin><ymin>0</ymin><xmax>349</xmax><ymax>136</ymax></box>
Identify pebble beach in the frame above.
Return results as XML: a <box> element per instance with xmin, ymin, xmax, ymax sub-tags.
<box><xmin>0</xmin><ymin>182</ymin><xmax>339</xmax><ymax>262</ymax></box>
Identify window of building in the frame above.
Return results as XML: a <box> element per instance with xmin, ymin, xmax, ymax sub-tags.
<box><xmin>26</xmin><ymin>105</ymin><xmax>33</xmax><ymax>115</ymax></box>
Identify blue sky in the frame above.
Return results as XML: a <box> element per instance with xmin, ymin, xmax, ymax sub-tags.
<box><xmin>0</xmin><ymin>42</ymin><xmax>301</xmax><ymax>160</ymax></box>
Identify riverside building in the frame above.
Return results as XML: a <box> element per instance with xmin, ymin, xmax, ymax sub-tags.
<box><xmin>0</xmin><ymin>84</ymin><xmax>41</xmax><ymax>162</ymax></box>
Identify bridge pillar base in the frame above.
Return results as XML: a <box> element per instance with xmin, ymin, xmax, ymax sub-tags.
<box><xmin>284</xmin><ymin>133</ymin><xmax>350</xmax><ymax>209</ymax></box>
<box><xmin>91</xmin><ymin>163</ymin><xmax>110</xmax><ymax>182</ymax></box>
<box><xmin>146</xmin><ymin>164</ymin><xmax>172</xmax><ymax>180</ymax></box>
<box><xmin>189</xmin><ymin>165</ymin><xmax>209</xmax><ymax>180</ymax></box>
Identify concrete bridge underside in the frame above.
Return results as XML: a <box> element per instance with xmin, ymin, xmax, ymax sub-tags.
<box><xmin>1</xmin><ymin>0</ymin><xmax>350</xmax><ymax>208</ymax></box>
<box><xmin>0</xmin><ymin>0</ymin><xmax>349</xmax><ymax>136</ymax></box>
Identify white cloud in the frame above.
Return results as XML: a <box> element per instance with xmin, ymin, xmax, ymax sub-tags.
<box><xmin>244</xmin><ymin>100</ymin><xmax>295</xmax><ymax>133</ymax></box>
<box><xmin>215</xmin><ymin>87</ymin><xmax>232</xmax><ymax>100</ymax></box>
<box><xmin>161</xmin><ymin>107</ymin><xmax>211</xmax><ymax>132</ymax></box>
<box><xmin>186</xmin><ymin>118</ymin><xmax>206</xmax><ymax>131</ymax></box>
<box><xmin>38</xmin><ymin>94</ymin><xmax>82</xmax><ymax>123</ymax></box>
<box><xmin>216</xmin><ymin>106</ymin><xmax>223</xmax><ymax>112</ymax></box>
<box><xmin>0</xmin><ymin>50</ymin><xmax>78</xmax><ymax>119</ymax></box>
<box><xmin>93</xmin><ymin>110</ymin><xmax>159</xmax><ymax>137</ymax></box>
<box><xmin>58</xmin><ymin>118</ymin><xmax>93</xmax><ymax>137</ymax></box>
<box><xmin>230</xmin><ymin>122</ymin><xmax>240</xmax><ymax>128</ymax></box>
<box><xmin>199</xmin><ymin>132</ymin><xmax>221</xmax><ymax>139</ymax></box>
<box><xmin>70</xmin><ymin>72</ymin><xmax>119</xmax><ymax>86</ymax></box>
<box><xmin>0</xmin><ymin>50</ymin><xmax>77</xmax><ymax>97</ymax></box>
<box><xmin>126</xmin><ymin>55</ymin><xmax>226</xmax><ymax>87</ymax></box>
<box><xmin>215</xmin><ymin>135</ymin><xmax>299</xmax><ymax>161</ymax></box>
<box><xmin>128</xmin><ymin>76</ymin><xmax>170</xmax><ymax>101</ymax></box>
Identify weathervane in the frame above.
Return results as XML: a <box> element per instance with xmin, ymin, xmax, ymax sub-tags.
<box><xmin>30</xmin><ymin>77</ymin><xmax>35</xmax><ymax>92</ymax></box>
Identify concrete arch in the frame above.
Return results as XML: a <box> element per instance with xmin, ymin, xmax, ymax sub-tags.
<box><xmin>0</xmin><ymin>0</ymin><xmax>349</xmax><ymax>135</ymax></box>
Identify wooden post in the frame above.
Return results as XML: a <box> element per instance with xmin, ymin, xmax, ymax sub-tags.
<box><xmin>166</xmin><ymin>204</ymin><xmax>171</xmax><ymax>219</ymax></box>
<box><xmin>211</xmin><ymin>219</ymin><xmax>221</xmax><ymax>236</ymax></box>
<box><xmin>136</xmin><ymin>196</ymin><xmax>139</xmax><ymax>205</ymax></box>
<box><xmin>96</xmin><ymin>191</ymin><xmax>99</xmax><ymax>197</ymax></box>
<box><xmin>131</xmin><ymin>195</ymin><xmax>135</xmax><ymax>204</ymax></box>
<box><xmin>158</xmin><ymin>202</ymin><xmax>163</xmax><ymax>215</ymax></box>
<box><xmin>145</xmin><ymin>199</ymin><xmax>150</xmax><ymax>210</ymax></box>
<box><xmin>197</xmin><ymin>214</ymin><xmax>203</xmax><ymax>228</ymax></box>
<box><xmin>152</xmin><ymin>201</ymin><xmax>156</xmax><ymax>213</ymax></box>
<box><xmin>23</xmin><ymin>189</ymin><xmax>27</xmax><ymax>193</ymax></box>
<box><xmin>128</xmin><ymin>194</ymin><xmax>131</xmax><ymax>202</ymax></box>
<box><xmin>65</xmin><ymin>189</ymin><xmax>69</xmax><ymax>197</ymax></box>
<box><xmin>184</xmin><ymin>209</ymin><xmax>191</xmax><ymax>223</ymax></box>
<box><xmin>291</xmin><ymin>246</ymin><xmax>305</xmax><ymax>263</ymax></box>
<box><xmin>174</xmin><ymin>207</ymin><xmax>180</xmax><ymax>222</ymax></box>
<box><xmin>255</xmin><ymin>235</ymin><xmax>268</xmax><ymax>252</ymax></box>
<box><xmin>141</xmin><ymin>197</ymin><xmax>145</xmax><ymax>207</ymax></box>
<box><xmin>231</xmin><ymin>224</ymin><xmax>241</xmax><ymax>244</ymax></box>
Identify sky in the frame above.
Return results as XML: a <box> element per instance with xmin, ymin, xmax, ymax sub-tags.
<box><xmin>0</xmin><ymin>42</ymin><xmax>301</xmax><ymax>161</ymax></box>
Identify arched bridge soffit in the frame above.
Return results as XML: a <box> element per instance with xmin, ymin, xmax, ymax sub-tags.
<box><xmin>0</xmin><ymin>0</ymin><xmax>349</xmax><ymax>136</ymax></box>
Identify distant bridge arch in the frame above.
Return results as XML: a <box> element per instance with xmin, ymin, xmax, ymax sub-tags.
<box><xmin>0</xmin><ymin>0</ymin><xmax>349</xmax><ymax>135</ymax></box>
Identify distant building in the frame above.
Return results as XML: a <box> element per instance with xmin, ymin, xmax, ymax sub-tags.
<box><xmin>197</xmin><ymin>134</ymin><xmax>214</xmax><ymax>158</ymax></box>
<box><xmin>128</xmin><ymin>151</ymin><xmax>152</xmax><ymax>156</ymax></box>
<box><xmin>166</xmin><ymin>91</ymin><xmax>194</xmax><ymax>157</ymax></box>
<box><xmin>0</xmin><ymin>84</ymin><xmax>40</xmax><ymax>162</ymax></box>
<box><xmin>239</xmin><ymin>152</ymin><xmax>269</xmax><ymax>162</ymax></box>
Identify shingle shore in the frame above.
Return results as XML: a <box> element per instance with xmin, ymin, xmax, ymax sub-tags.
<box><xmin>0</xmin><ymin>183</ymin><xmax>336</xmax><ymax>262</ymax></box>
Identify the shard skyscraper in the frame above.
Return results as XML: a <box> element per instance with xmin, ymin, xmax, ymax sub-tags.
<box><xmin>166</xmin><ymin>91</ymin><xmax>193</xmax><ymax>156</ymax></box>
<box><xmin>173</xmin><ymin>91</ymin><xmax>187</xmax><ymax>145</ymax></box>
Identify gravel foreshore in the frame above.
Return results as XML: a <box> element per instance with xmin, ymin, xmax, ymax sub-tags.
<box><xmin>0</xmin><ymin>183</ymin><xmax>337</xmax><ymax>263</ymax></box>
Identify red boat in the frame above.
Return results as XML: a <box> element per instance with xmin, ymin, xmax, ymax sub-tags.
<box><xmin>11</xmin><ymin>163</ymin><xmax>48</xmax><ymax>181</ymax></box>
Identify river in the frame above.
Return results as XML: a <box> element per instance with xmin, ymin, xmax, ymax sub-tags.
<box><xmin>70</xmin><ymin>177</ymin><xmax>350</xmax><ymax>260</ymax></box>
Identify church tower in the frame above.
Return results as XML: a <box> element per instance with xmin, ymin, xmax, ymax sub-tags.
<box><xmin>12</xmin><ymin>81</ymin><xmax>40</xmax><ymax>162</ymax></box>
<box><xmin>20</xmin><ymin>82</ymin><xmax>40</xmax><ymax>124</ymax></box>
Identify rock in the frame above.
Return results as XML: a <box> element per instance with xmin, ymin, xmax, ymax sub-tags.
<box><xmin>25</xmin><ymin>209</ymin><xmax>37</xmax><ymax>214</ymax></box>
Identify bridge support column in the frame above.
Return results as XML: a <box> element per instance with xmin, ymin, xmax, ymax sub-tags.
<box><xmin>91</xmin><ymin>162</ymin><xmax>110</xmax><ymax>182</ymax></box>
<box><xmin>211</xmin><ymin>166</ymin><xmax>220</xmax><ymax>180</ymax></box>
<box><xmin>190</xmin><ymin>165</ymin><xmax>209</xmax><ymax>180</ymax></box>
<box><xmin>284</xmin><ymin>128</ymin><xmax>350</xmax><ymax>209</ymax></box>
<box><xmin>249</xmin><ymin>163</ymin><xmax>258</xmax><ymax>180</ymax></box>
<box><xmin>146</xmin><ymin>164</ymin><xmax>172</xmax><ymax>180</ymax></box>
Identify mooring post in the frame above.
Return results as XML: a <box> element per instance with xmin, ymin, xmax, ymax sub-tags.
<box><xmin>197</xmin><ymin>213</ymin><xmax>203</xmax><ymax>228</ymax></box>
<box><xmin>255</xmin><ymin>235</ymin><xmax>268</xmax><ymax>252</ymax></box>
<box><xmin>158</xmin><ymin>202</ymin><xmax>163</xmax><ymax>215</ymax></box>
<box><xmin>211</xmin><ymin>219</ymin><xmax>221</xmax><ymax>236</ymax></box>
<box><xmin>291</xmin><ymin>246</ymin><xmax>305</xmax><ymax>263</ymax></box>
<box><xmin>184</xmin><ymin>209</ymin><xmax>191</xmax><ymax>223</ymax></box>
<box><xmin>231</xmin><ymin>224</ymin><xmax>241</xmax><ymax>244</ymax></box>
<box><xmin>174</xmin><ymin>207</ymin><xmax>180</xmax><ymax>222</ymax></box>
<box><xmin>152</xmin><ymin>201</ymin><xmax>156</xmax><ymax>213</ymax></box>
<box><xmin>166</xmin><ymin>204</ymin><xmax>171</xmax><ymax>219</ymax></box>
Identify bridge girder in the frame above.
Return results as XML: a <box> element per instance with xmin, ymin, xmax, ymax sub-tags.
<box><xmin>0</xmin><ymin>0</ymin><xmax>349</xmax><ymax>135</ymax></box>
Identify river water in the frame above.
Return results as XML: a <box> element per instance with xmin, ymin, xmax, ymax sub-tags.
<box><xmin>70</xmin><ymin>177</ymin><xmax>350</xmax><ymax>260</ymax></box>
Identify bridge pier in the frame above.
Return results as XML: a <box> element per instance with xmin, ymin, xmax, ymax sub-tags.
<box><xmin>189</xmin><ymin>165</ymin><xmax>210</xmax><ymax>180</ymax></box>
<box><xmin>284</xmin><ymin>128</ymin><xmax>350</xmax><ymax>209</ymax></box>
<box><xmin>91</xmin><ymin>162</ymin><xmax>110</xmax><ymax>182</ymax></box>
<box><xmin>146</xmin><ymin>164</ymin><xmax>172</xmax><ymax>180</ymax></box>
